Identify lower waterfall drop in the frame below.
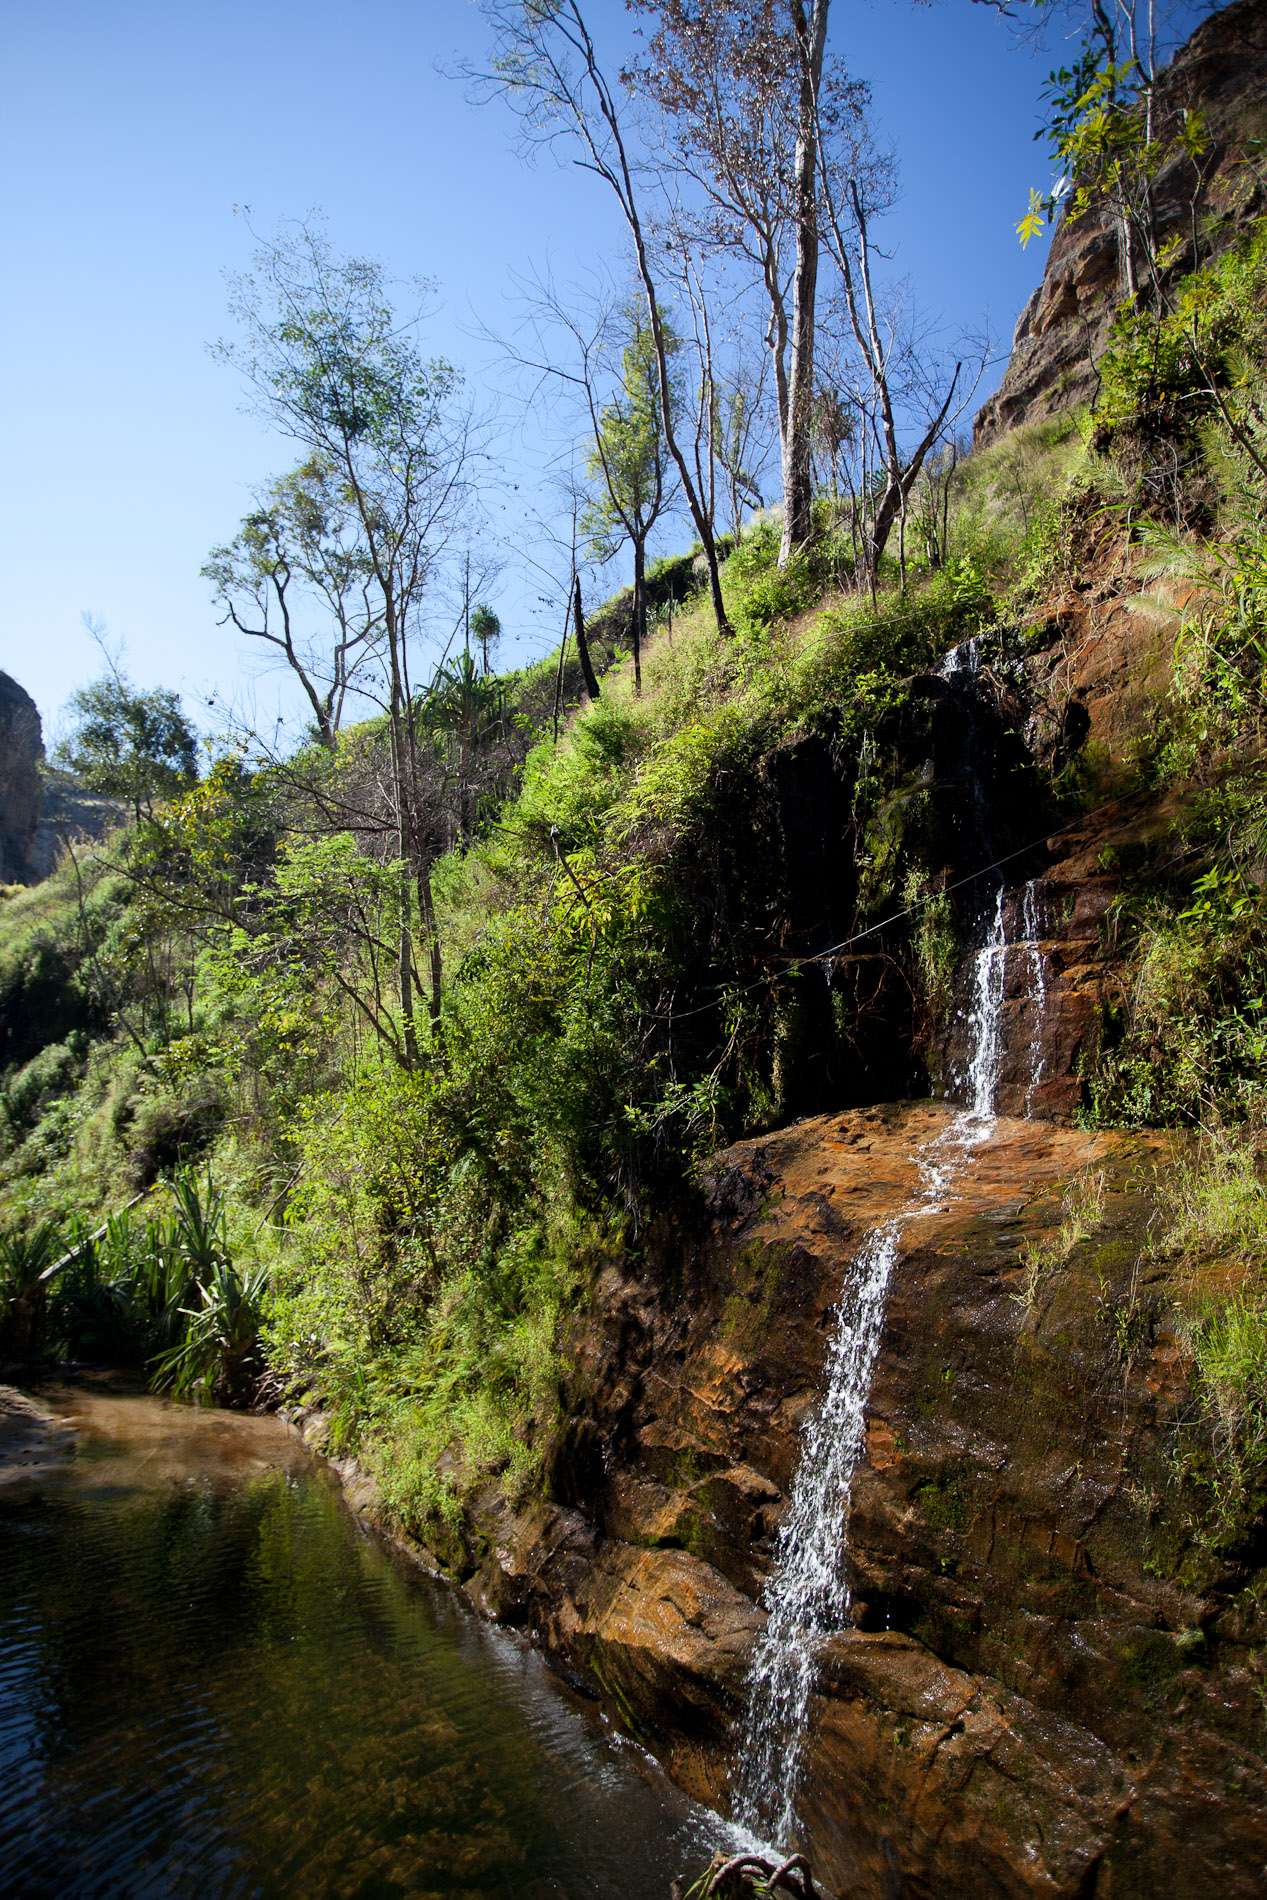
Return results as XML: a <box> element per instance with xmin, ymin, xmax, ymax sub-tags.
<box><xmin>964</xmin><ymin>882</ymin><xmax>1007</xmax><ymax>1118</ymax></box>
<box><xmin>1021</xmin><ymin>881</ymin><xmax>1049</xmax><ymax>1116</ymax></box>
<box><xmin>731</xmin><ymin>882</ymin><xmax>1027</xmax><ymax>1848</ymax></box>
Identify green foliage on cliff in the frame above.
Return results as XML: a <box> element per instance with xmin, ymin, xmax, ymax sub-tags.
<box><xmin>1094</xmin><ymin>219</ymin><xmax>1267</xmax><ymax>462</ymax></box>
<box><xmin>2</xmin><ymin>496</ymin><xmax>1024</xmax><ymax>1532</ymax></box>
<box><xmin>1064</xmin><ymin>219</ymin><xmax>1267</xmax><ymax>1129</ymax></box>
<box><xmin>15</xmin><ymin>212</ymin><xmax>1267</xmax><ymax>1548</ymax></box>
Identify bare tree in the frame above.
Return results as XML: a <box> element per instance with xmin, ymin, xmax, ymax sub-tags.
<box><xmin>627</xmin><ymin>0</ymin><xmax>864</xmax><ymax>561</ymax></box>
<box><xmin>470</xmin><ymin>0</ymin><xmax>734</xmax><ymax>636</ymax></box>
<box><xmin>203</xmin><ymin>456</ymin><xmax>380</xmax><ymax>750</ymax></box>
<box><xmin>580</xmin><ymin>302</ymin><xmax>679</xmax><ymax>696</ymax></box>
<box><xmin>815</xmin><ymin>161</ymin><xmax>975</xmax><ymax>590</ymax></box>
<box><xmin>783</xmin><ymin>0</ymin><xmax>832</xmax><ymax>562</ymax></box>
<box><xmin>497</xmin><ymin>269</ymin><xmax>678</xmax><ymax>694</ymax></box>
<box><xmin>711</xmin><ymin>346</ymin><xmax>776</xmax><ymax>540</ymax></box>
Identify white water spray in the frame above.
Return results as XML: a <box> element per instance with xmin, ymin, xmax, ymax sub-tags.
<box><xmin>1021</xmin><ymin>880</ymin><xmax>1049</xmax><ymax>1115</ymax></box>
<box><xmin>964</xmin><ymin>883</ymin><xmax>1007</xmax><ymax>1118</ymax></box>
<box><xmin>948</xmin><ymin>879</ymin><xmax>1051</xmax><ymax>1119</ymax></box>
<box><xmin>731</xmin><ymin>871</ymin><xmax>1047</xmax><ymax>1847</ymax></box>
<box><xmin>731</xmin><ymin>1113</ymin><xmax>991</xmax><ymax>1846</ymax></box>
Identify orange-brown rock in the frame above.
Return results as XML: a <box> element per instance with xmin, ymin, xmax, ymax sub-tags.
<box><xmin>975</xmin><ymin>0</ymin><xmax>1267</xmax><ymax>448</ymax></box>
<box><xmin>453</xmin><ymin>1105</ymin><xmax>1266</xmax><ymax>1898</ymax></box>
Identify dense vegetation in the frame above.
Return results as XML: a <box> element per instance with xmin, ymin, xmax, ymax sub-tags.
<box><xmin>8</xmin><ymin>185</ymin><xmax>1267</xmax><ymax>1574</ymax></box>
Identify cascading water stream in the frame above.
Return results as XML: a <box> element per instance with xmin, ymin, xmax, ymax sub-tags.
<box><xmin>964</xmin><ymin>883</ymin><xmax>1007</xmax><ymax>1117</ymax></box>
<box><xmin>730</xmin><ymin>1114</ymin><xmax>987</xmax><ymax>1847</ymax></box>
<box><xmin>731</xmin><ymin>876</ymin><xmax>1048</xmax><ymax>1848</ymax></box>
<box><xmin>1022</xmin><ymin>881</ymin><xmax>1049</xmax><ymax>1116</ymax></box>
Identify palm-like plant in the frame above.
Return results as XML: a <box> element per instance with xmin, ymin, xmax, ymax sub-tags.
<box><xmin>415</xmin><ymin>650</ymin><xmax>507</xmax><ymax>844</ymax></box>
<box><xmin>0</xmin><ymin>1222</ymin><xmax>62</xmax><ymax>1359</ymax></box>
<box><xmin>151</xmin><ymin>1176</ymin><xmax>268</xmax><ymax>1400</ymax></box>
<box><xmin>154</xmin><ymin>1257</ymin><xmax>271</xmax><ymax>1401</ymax></box>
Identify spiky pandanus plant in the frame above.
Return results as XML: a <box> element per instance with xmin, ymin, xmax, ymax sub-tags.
<box><xmin>151</xmin><ymin>1176</ymin><xmax>269</xmax><ymax>1402</ymax></box>
<box><xmin>0</xmin><ymin>1222</ymin><xmax>61</xmax><ymax>1360</ymax></box>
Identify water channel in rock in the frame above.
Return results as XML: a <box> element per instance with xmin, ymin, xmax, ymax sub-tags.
<box><xmin>0</xmin><ymin>1385</ymin><xmax>734</xmax><ymax>1900</ymax></box>
<box><xmin>733</xmin><ymin>871</ymin><xmax>1050</xmax><ymax>1847</ymax></box>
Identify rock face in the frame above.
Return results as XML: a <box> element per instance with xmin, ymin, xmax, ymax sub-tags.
<box><xmin>0</xmin><ymin>1385</ymin><xmax>75</xmax><ymax>1490</ymax></box>
<box><xmin>975</xmin><ymin>0</ymin><xmax>1267</xmax><ymax>447</ymax></box>
<box><xmin>0</xmin><ymin>672</ymin><xmax>44</xmax><ymax>882</ymax></box>
<box><xmin>437</xmin><ymin>1105</ymin><xmax>1267</xmax><ymax>1898</ymax></box>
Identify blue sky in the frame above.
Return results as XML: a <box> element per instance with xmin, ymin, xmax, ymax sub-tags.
<box><xmin>1</xmin><ymin>0</ymin><xmax>1119</xmax><ymax>737</ymax></box>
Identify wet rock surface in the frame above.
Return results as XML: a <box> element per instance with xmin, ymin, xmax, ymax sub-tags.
<box><xmin>451</xmin><ymin>1105</ymin><xmax>1266</xmax><ymax>1898</ymax></box>
<box><xmin>0</xmin><ymin>1384</ymin><xmax>75</xmax><ymax>1488</ymax></box>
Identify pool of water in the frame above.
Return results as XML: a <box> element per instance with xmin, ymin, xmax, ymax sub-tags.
<box><xmin>0</xmin><ymin>1385</ymin><xmax>735</xmax><ymax>1899</ymax></box>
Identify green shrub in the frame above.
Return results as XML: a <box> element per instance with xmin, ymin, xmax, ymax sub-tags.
<box><xmin>1092</xmin><ymin>217</ymin><xmax>1267</xmax><ymax>526</ymax></box>
<box><xmin>2</xmin><ymin>1040</ymin><xmax>82</xmax><ymax>1137</ymax></box>
<box><xmin>723</xmin><ymin>522</ymin><xmax>819</xmax><ymax>635</ymax></box>
<box><xmin>1189</xmin><ymin>1293</ymin><xmax>1267</xmax><ymax>1460</ymax></box>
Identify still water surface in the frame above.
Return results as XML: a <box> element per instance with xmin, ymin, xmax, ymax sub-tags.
<box><xmin>0</xmin><ymin>1387</ymin><xmax>733</xmax><ymax>1899</ymax></box>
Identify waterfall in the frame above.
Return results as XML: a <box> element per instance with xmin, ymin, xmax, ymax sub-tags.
<box><xmin>964</xmin><ymin>883</ymin><xmax>1007</xmax><ymax>1119</ymax></box>
<box><xmin>731</xmin><ymin>874</ymin><xmax>1045</xmax><ymax>1848</ymax></box>
<box><xmin>730</xmin><ymin>1115</ymin><xmax>986</xmax><ymax>1846</ymax></box>
<box><xmin>731</xmin><ymin>1212</ymin><xmax>905</xmax><ymax>1846</ymax></box>
<box><xmin>1021</xmin><ymin>881</ymin><xmax>1049</xmax><ymax>1116</ymax></box>
<box><xmin>947</xmin><ymin>879</ymin><xmax>1050</xmax><ymax>1120</ymax></box>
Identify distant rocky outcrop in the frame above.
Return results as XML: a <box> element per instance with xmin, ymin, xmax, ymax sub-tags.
<box><xmin>27</xmin><ymin>781</ymin><xmax>127</xmax><ymax>882</ymax></box>
<box><xmin>975</xmin><ymin>0</ymin><xmax>1267</xmax><ymax>447</ymax></box>
<box><xmin>0</xmin><ymin>672</ymin><xmax>44</xmax><ymax>882</ymax></box>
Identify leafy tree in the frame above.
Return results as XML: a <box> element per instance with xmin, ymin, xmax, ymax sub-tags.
<box><xmin>216</xmin><ymin>219</ymin><xmax>476</xmax><ymax>1057</ymax></box>
<box><xmin>56</xmin><ymin>673</ymin><xmax>199</xmax><ymax>822</ymax></box>
<box><xmin>581</xmin><ymin>307</ymin><xmax>679</xmax><ymax>693</ymax></box>
<box><xmin>203</xmin><ymin>456</ymin><xmax>379</xmax><ymax>751</ymax></box>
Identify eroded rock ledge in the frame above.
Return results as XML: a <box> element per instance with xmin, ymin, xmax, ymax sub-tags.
<box><xmin>417</xmin><ymin>1104</ymin><xmax>1261</xmax><ymax>1898</ymax></box>
<box><xmin>296</xmin><ymin>1104</ymin><xmax>1266</xmax><ymax>1895</ymax></box>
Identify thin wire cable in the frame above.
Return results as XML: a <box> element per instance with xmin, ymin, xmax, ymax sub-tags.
<box><xmin>647</xmin><ymin>782</ymin><xmax>1154</xmax><ymax>1025</ymax></box>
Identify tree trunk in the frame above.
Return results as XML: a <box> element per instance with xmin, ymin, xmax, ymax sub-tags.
<box><xmin>398</xmin><ymin>850</ymin><xmax>419</xmax><ymax>1068</ymax></box>
<box><xmin>383</xmin><ymin>605</ymin><xmax>419</xmax><ymax>1070</ymax></box>
<box><xmin>859</xmin><ymin>366</ymin><xmax>961</xmax><ymax>587</ymax></box>
<box><xmin>458</xmin><ymin>729</ymin><xmax>472</xmax><ymax>844</ymax></box>
<box><xmin>573</xmin><ymin>577</ymin><xmax>600</xmax><ymax>700</ymax></box>
<box><xmin>415</xmin><ymin>855</ymin><xmax>443</xmax><ymax>1034</ymax></box>
<box><xmin>779</xmin><ymin>0</ymin><xmax>829</xmax><ymax>566</ymax></box>
<box><xmin>632</xmin><ymin>539</ymin><xmax>645</xmax><ymax>695</ymax></box>
<box><xmin>552</xmin><ymin>604</ymin><xmax>570</xmax><ymax>745</ymax></box>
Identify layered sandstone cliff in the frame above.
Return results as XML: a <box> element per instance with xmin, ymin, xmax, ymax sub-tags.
<box><xmin>975</xmin><ymin>0</ymin><xmax>1267</xmax><ymax>446</ymax></box>
<box><xmin>429</xmin><ymin>1105</ymin><xmax>1264</xmax><ymax>1900</ymax></box>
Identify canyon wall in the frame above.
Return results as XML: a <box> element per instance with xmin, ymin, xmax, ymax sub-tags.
<box><xmin>369</xmin><ymin>1103</ymin><xmax>1262</xmax><ymax>1900</ymax></box>
<box><xmin>0</xmin><ymin>673</ymin><xmax>44</xmax><ymax>884</ymax></box>
<box><xmin>975</xmin><ymin>0</ymin><xmax>1267</xmax><ymax>447</ymax></box>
